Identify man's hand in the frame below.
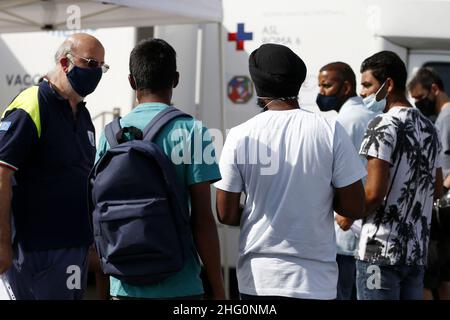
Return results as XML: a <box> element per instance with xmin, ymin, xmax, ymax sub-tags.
<box><xmin>0</xmin><ymin>242</ymin><xmax>12</xmax><ymax>274</ymax></box>
<box><xmin>335</xmin><ymin>214</ymin><xmax>354</xmax><ymax>231</ymax></box>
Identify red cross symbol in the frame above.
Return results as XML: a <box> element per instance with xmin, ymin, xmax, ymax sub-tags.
<box><xmin>228</xmin><ymin>23</ymin><xmax>253</xmax><ymax>51</ymax></box>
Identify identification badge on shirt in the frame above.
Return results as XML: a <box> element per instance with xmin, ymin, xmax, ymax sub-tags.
<box><xmin>87</xmin><ymin>130</ymin><xmax>95</xmax><ymax>147</ymax></box>
<box><xmin>0</xmin><ymin>121</ymin><xmax>11</xmax><ymax>132</ymax></box>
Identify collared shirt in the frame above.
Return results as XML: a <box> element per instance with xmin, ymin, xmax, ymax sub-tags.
<box><xmin>337</xmin><ymin>96</ymin><xmax>380</xmax><ymax>164</ymax></box>
<box><xmin>0</xmin><ymin>80</ymin><xmax>96</xmax><ymax>250</ymax></box>
<box><xmin>335</xmin><ymin>96</ymin><xmax>380</xmax><ymax>256</ymax></box>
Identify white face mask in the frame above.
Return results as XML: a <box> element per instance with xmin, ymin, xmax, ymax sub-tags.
<box><xmin>362</xmin><ymin>81</ymin><xmax>388</xmax><ymax>113</ymax></box>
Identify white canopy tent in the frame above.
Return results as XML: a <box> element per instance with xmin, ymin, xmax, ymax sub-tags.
<box><xmin>0</xmin><ymin>0</ymin><xmax>222</xmax><ymax>33</ymax></box>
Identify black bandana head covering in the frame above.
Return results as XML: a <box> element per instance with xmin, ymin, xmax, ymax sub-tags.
<box><xmin>249</xmin><ymin>43</ymin><xmax>307</xmax><ymax>98</ymax></box>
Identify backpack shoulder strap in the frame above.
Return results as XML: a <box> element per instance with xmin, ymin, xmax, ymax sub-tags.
<box><xmin>105</xmin><ymin>117</ymin><xmax>122</xmax><ymax>148</ymax></box>
<box><xmin>143</xmin><ymin>107</ymin><xmax>191</xmax><ymax>142</ymax></box>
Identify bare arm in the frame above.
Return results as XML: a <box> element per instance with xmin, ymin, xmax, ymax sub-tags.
<box><xmin>334</xmin><ymin>179</ymin><xmax>365</xmax><ymax>220</ymax></box>
<box><xmin>216</xmin><ymin>189</ymin><xmax>242</xmax><ymax>226</ymax></box>
<box><xmin>335</xmin><ymin>158</ymin><xmax>389</xmax><ymax>229</ymax></box>
<box><xmin>435</xmin><ymin>168</ymin><xmax>444</xmax><ymax>200</ymax></box>
<box><xmin>0</xmin><ymin>166</ymin><xmax>14</xmax><ymax>274</ymax></box>
<box><xmin>364</xmin><ymin>157</ymin><xmax>390</xmax><ymax>216</ymax></box>
<box><xmin>190</xmin><ymin>182</ymin><xmax>225</xmax><ymax>299</ymax></box>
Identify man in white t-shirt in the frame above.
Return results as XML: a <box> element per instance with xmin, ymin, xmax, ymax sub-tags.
<box><xmin>214</xmin><ymin>43</ymin><xmax>367</xmax><ymax>300</ymax></box>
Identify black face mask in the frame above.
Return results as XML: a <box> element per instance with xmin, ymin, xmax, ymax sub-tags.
<box><xmin>316</xmin><ymin>82</ymin><xmax>344</xmax><ymax>112</ymax></box>
<box><xmin>415</xmin><ymin>97</ymin><xmax>436</xmax><ymax>119</ymax></box>
<box><xmin>316</xmin><ymin>94</ymin><xmax>341</xmax><ymax>112</ymax></box>
<box><xmin>66</xmin><ymin>65</ymin><xmax>102</xmax><ymax>97</ymax></box>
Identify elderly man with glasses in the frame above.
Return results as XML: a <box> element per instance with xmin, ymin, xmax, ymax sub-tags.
<box><xmin>0</xmin><ymin>33</ymin><xmax>107</xmax><ymax>299</ymax></box>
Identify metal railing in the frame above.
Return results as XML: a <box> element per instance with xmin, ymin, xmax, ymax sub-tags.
<box><xmin>91</xmin><ymin>107</ymin><xmax>121</xmax><ymax>129</ymax></box>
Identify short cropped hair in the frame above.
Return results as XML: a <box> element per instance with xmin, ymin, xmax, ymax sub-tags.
<box><xmin>408</xmin><ymin>67</ymin><xmax>445</xmax><ymax>92</ymax></box>
<box><xmin>129</xmin><ymin>38</ymin><xmax>177</xmax><ymax>92</ymax></box>
<box><xmin>360</xmin><ymin>51</ymin><xmax>407</xmax><ymax>91</ymax></box>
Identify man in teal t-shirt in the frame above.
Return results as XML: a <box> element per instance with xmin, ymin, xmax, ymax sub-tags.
<box><xmin>96</xmin><ymin>38</ymin><xmax>225</xmax><ymax>299</ymax></box>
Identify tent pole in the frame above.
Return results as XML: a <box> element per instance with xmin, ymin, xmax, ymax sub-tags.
<box><xmin>217</xmin><ymin>21</ymin><xmax>230</xmax><ymax>300</ymax></box>
<box><xmin>194</xmin><ymin>25</ymin><xmax>204</xmax><ymax>118</ymax></box>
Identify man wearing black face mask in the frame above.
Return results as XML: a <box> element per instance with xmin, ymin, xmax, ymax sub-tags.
<box><xmin>408</xmin><ymin>68</ymin><xmax>450</xmax><ymax>124</ymax></box>
<box><xmin>317</xmin><ymin>62</ymin><xmax>380</xmax><ymax>300</ymax></box>
<box><xmin>317</xmin><ymin>62</ymin><xmax>354</xmax><ymax>113</ymax></box>
<box><xmin>408</xmin><ymin>68</ymin><xmax>450</xmax><ymax>191</ymax></box>
<box><xmin>0</xmin><ymin>33</ymin><xmax>107</xmax><ymax>299</ymax></box>
<box><xmin>408</xmin><ymin>68</ymin><xmax>450</xmax><ymax>300</ymax></box>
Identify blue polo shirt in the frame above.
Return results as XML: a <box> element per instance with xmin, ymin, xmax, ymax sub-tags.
<box><xmin>0</xmin><ymin>80</ymin><xmax>95</xmax><ymax>251</ymax></box>
<box><xmin>96</xmin><ymin>102</ymin><xmax>221</xmax><ymax>298</ymax></box>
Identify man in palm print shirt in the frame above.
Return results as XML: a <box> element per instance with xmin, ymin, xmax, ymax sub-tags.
<box><xmin>356</xmin><ymin>51</ymin><xmax>444</xmax><ymax>300</ymax></box>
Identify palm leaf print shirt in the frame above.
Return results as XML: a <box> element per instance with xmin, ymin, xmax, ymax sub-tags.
<box><xmin>358</xmin><ymin>107</ymin><xmax>442</xmax><ymax>265</ymax></box>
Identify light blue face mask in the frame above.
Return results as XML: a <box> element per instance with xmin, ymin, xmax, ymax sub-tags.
<box><xmin>362</xmin><ymin>81</ymin><xmax>387</xmax><ymax>113</ymax></box>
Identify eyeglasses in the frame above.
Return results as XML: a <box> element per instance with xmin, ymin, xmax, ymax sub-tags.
<box><xmin>67</xmin><ymin>52</ymin><xmax>110</xmax><ymax>73</ymax></box>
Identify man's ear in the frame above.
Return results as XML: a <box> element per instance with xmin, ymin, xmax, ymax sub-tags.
<box><xmin>342</xmin><ymin>81</ymin><xmax>352</xmax><ymax>96</ymax></box>
<box><xmin>60</xmin><ymin>57</ymin><xmax>70</xmax><ymax>73</ymax></box>
<box><xmin>431</xmin><ymin>83</ymin><xmax>440</xmax><ymax>96</ymax></box>
<box><xmin>385</xmin><ymin>77</ymin><xmax>394</xmax><ymax>94</ymax></box>
<box><xmin>128</xmin><ymin>74</ymin><xmax>137</xmax><ymax>90</ymax></box>
<box><xmin>173</xmin><ymin>72</ymin><xmax>179</xmax><ymax>88</ymax></box>
<box><xmin>376</xmin><ymin>78</ymin><xmax>390</xmax><ymax>102</ymax></box>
